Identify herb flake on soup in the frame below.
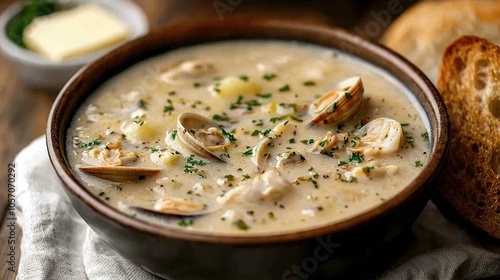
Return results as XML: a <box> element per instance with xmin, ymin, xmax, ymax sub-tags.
<box><xmin>66</xmin><ymin>41</ymin><xmax>430</xmax><ymax>235</ymax></box>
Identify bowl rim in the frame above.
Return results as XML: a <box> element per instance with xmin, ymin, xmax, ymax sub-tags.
<box><xmin>47</xmin><ymin>17</ymin><xmax>449</xmax><ymax>245</ymax></box>
<box><xmin>0</xmin><ymin>0</ymin><xmax>149</xmax><ymax>67</ymax></box>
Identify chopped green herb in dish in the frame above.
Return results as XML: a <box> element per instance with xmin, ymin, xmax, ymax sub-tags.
<box><xmin>6</xmin><ymin>0</ymin><xmax>60</xmax><ymax>48</ymax></box>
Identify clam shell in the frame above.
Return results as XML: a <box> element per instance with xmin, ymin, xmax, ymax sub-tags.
<box><xmin>160</xmin><ymin>60</ymin><xmax>215</xmax><ymax>84</ymax></box>
<box><xmin>309</xmin><ymin>76</ymin><xmax>364</xmax><ymax>127</ymax></box>
<box><xmin>79</xmin><ymin>166</ymin><xmax>161</xmax><ymax>182</ymax></box>
<box><xmin>177</xmin><ymin>113</ymin><xmax>228</xmax><ymax>162</ymax></box>
<box><xmin>350</xmin><ymin>117</ymin><xmax>403</xmax><ymax>156</ymax></box>
<box><xmin>120</xmin><ymin>203</ymin><xmax>211</xmax><ymax>219</ymax></box>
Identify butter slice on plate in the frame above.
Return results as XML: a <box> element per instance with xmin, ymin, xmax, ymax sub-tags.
<box><xmin>24</xmin><ymin>4</ymin><xmax>130</xmax><ymax>61</ymax></box>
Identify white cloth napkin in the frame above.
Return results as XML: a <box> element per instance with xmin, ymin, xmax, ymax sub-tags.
<box><xmin>15</xmin><ymin>136</ymin><xmax>500</xmax><ymax>280</ymax></box>
<box><xmin>15</xmin><ymin>136</ymin><xmax>160</xmax><ymax>280</ymax></box>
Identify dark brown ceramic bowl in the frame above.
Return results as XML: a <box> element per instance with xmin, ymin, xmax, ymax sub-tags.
<box><xmin>47</xmin><ymin>18</ymin><xmax>449</xmax><ymax>279</ymax></box>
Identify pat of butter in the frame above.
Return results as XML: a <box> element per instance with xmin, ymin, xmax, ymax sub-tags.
<box><xmin>23</xmin><ymin>4</ymin><xmax>130</xmax><ymax>61</ymax></box>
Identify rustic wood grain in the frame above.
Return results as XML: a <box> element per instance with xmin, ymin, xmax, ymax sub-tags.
<box><xmin>0</xmin><ymin>1</ymin><xmax>416</xmax><ymax>279</ymax></box>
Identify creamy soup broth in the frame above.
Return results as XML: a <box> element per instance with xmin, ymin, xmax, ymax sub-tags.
<box><xmin>66</xmin><ymin>41</ymin><xmax>429</xmax><ymax>235</ymax></box>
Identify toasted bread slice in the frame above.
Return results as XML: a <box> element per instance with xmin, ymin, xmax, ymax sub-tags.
<box><xmin>436</xmin><ymin>36</ymin><xmax>500</xmax><ymax>239</ymax></box>
<box><xmin>381</xmin><ymin>0</ymin><xmax>500</xmax><ymax>83</ymax></box>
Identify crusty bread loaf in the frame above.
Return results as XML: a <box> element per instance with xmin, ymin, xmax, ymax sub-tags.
<box><xmin>436</xmin><ymin>35</ymin><xmax>500</xmax><ymax>239</ymax></box>
<box><xmin>381</xmin><ymin>0</ymin><xmax>500</xmax><ymax>83</ymax></box>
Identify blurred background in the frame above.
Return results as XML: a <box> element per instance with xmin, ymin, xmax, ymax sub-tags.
<box><xmin>137</xmin><ymin>0</ymin><xmax>417</xmax><ymax>40</ymax></box>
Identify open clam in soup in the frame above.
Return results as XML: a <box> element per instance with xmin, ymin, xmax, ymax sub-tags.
<box><xmin>66</xmin><ymin>41</ymin><xmax>430</xmax><ymax>235</ymax></box>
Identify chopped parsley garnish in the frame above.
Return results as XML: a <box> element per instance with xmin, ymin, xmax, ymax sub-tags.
<box><xmin>350</xmin><ymin>139</ymin><xmax>358</xmax><ymax>147</ymax></box>
<box><xmin>236</xmin><ymin>95</ymin><xmax>243</xmax><ymax>104</ymax></box>
<box><xmin>231</xmin><ymin>96</ymin><xmax>262</xmax><ymax>111</ymax></box>
<box><xmin>289</xmin><ymin>116</ymin><xmax>303</xmax><ymax>123</ymax></box>
<box><xmin>344</xmin><ymin>92</ymin><xmax>352</xmax><ymax>99</ymax></box>
<box><xmin>149</xmin><ymin>148</ymin><xmax>160</xmax><ymax>153</ymax></box>
<box><xmin>319</xmin><ymin>140</ymin><xmax>328</xmax><ymax>147</ymax></box>
<box><xmin>81</xmin><ymin>139</ymin><xmax>101</xmax><ymax>148</ymax></box>
<box><xmin>178</xmin><ymin>219</ymin><xmax>194</xmax><ymax>227</ymax></box>
<box><xmin>263</xmin><ymin>129</ymin><xmax>272</xmax><ymax>136</ymax></box>
<box><xmin>133</xmin><ymin>120</ymin><xmax>144</xmax><ymax>126</ymax></box>
<box><xmin>243</xmin><ymin>149</ymin><xmax>253</xmax><ymax>156</ymax></box>
<box><xmin>289</xmin><ymin>138</ymin><xmax>296</xmax><ymax>144</ymax></box>
<box><xmin>401</xmin><ymin>123</ymin><xmax>410</xmax><ymax>126</ymax></box>
<box><xmin>311</xmin><ymin>180</ymin><xmax>319</xmax><ymax>189</ymax></box>
<box><xmin>246</xmin><ymin>99</ymin><xmax>261</xmax><ymax>107</ymax></box>
<box><xmin>415</xmin><ymin>160</ymin><xmax>424</xmax><ymax>167</ymax></box>
<box><xmin>239</xmin><ymin>75</ymin><xmax>249</xmax><ymax>81</ymax></box>
<box><xmin>279</xmin><ymin>84</ymin><xmax>291</xmax><ymax>92</ymax></box>
<box><xmin>362</xmin><ymin>166</ymin><xmax>375</xmax><ymax>173</ymax></box>
<box><xmin>221</xmin><ymin>153</ymin><xmax>230</xmax><ymax>159</ymax></box>
<box><xmin>212</xmin><ymin>114</ymin><xmax>230</xmax><ymax>122</ymax></box>
<box><xmin>137</xmin><ymin>99</ymin><xmax>147</xmax><ymax>109</ymax></box>
<box><xmin>184</xmin><ymin>155</ymin><xmax>206</xmax><ymax>176</ymax></box>
<box><xmin>219</xmin><ymin>126</ymin><xmax>237</xmax><ymax>142</ymax></box>
<box><xmin>224</xmin><ymin>174</ymin><xmax>235</xmax><ymax>181</ymax></box>
<box><xmin>338</xmin><ymin>161</ymin><xmax>348</xmax><ymax>166</ymax></box>
<box><xmin>321</xmin><ymin>151</ymin><xmax>335</xmax><ymax>157</ymax></box>
<box><xmin>421</xmin><ymin>131</ymin><xmax>429</xmax><ymax>142</ymax></box>
<box><xmin>242</xmin><ymin>174</ymin><xmax>251</xmax><ymax>181</ymax></box>
<box><xmin>234</xmin><ymin>219</ymin><xmax>250</xmax><ymax>231</ymax></box>
<box><xmin>256</xmin><ymin>93</ymin><xmax>272</xmax><ymax>98</ymax></box>
<box><xmin>193</xmin><ymin>82</ymin><xmax>202</xmax><ymax>88</ymax></box>
<box><xmin>168</xmin><ymin>91</ymin><xmax>176</xmax><ymax>96</ymax></box>
<box><xmin>171</xmin><ymin>130</ymin><xmax>177</xmax><ymax>140</ymax></box>
<box><xmin>300</xmin><ymin>139</ymin><xmax>315</xmax><ymax>145</ymax></box>
<box><xmin>186</xmin><ymin>155</ymin><xmax>206</xmax><ymax>167</ymax></box>
<box><xmin>332</xmin><ymin>102</ymin><xmax>338</xmax><ymax>111</ymax></box>
<box><xmin>349</xmin><ymin>152</ymin><xmax>364</xmax><ymax>163</ymax></box>
<box><xmin>213</xmin><ymin>82</ymin><xmax>221</xmax><ymax>93</ymax></box>
<box><xmin>405</xmin><ymin>135</ymin><xmax>415</xmax><ymax>148</ymax></box>
<box><xmin>263</xmin><ymin>73</ymin><xmax>277</xmax><ymax>81</ymax></box>
<box><xmin>163</xmin><ymin>105</ymin><xmax>174</xmax><ymax>113</ymax></box>
<box><xmin>190</xmin><ymin>100</ymin><xmax>202</xmax><ymax>109</ymax></box>
<box><xmin>251</xmin><ymin>130</ymin><xmax>260</xmax><ymax>136</ymax></box>
<box><xmin>303</xmin><ymin>81</ymin><xmax>316</xmax><ymax>86</ymax></box>
<box><xmin>270</xmin><ymin>116</ymin><xmax>287</xmax><ymax>123</ymax></box>
<box><xmin>254</xmin><ymin>119</ymin><xmax>264</xmax><ymax>127</ymax></box>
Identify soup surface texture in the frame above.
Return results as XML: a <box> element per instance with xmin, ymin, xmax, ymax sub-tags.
<box><xmin>66</xmin><ymin>41</ymin><xmax>429</xmax><ymax>235</ymax></box>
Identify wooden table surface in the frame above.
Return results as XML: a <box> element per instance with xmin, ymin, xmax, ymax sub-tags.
<box><xmin>0</xmin><ymin>1</ymin><xmax>419</xmax><ymax>279</ymax></box>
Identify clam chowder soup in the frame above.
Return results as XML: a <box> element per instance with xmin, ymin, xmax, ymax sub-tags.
<box><xmin>67</xmin><ymin>41</ymin><xmax>430</xmax><ymax>235</ymax></box>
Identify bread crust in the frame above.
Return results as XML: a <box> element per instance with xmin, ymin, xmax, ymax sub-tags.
<box><xmin>381</xmin><ymin>0</ymin><xmax>500</xmax><ymax>83</ymax></box>
<box><xmin>436</xmin><ymin>35</ymin><xmax>500</xmax><ymax>239</ymax></box>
